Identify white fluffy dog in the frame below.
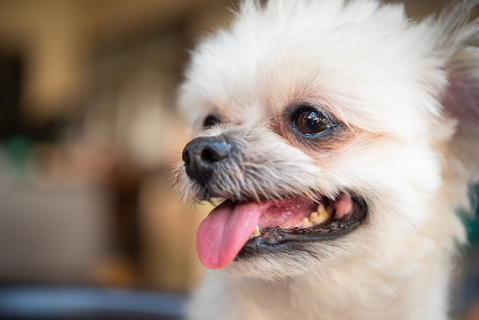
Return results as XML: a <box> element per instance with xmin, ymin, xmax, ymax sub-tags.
<box><xmin>174</xmin><ymin>0</ymin><xmax>479</xmax><ymax>319</ymax></box>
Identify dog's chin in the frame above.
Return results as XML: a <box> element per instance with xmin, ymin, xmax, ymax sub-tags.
<box><xmin>224</xmin><ymin>247</ymin><xmax>323</xmax><ymax>281</ymax></box>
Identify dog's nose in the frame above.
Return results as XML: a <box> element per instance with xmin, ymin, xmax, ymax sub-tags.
<box><xmin>182</xmin><ymin>136</ymin><xmax>231</xmax><ymax>182</ymax></box>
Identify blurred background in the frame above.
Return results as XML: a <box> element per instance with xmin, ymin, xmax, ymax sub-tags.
<box><xmin>0</xmin><ymin>0</ymin><xmax>477</xmax><ymax>319</ymax></box>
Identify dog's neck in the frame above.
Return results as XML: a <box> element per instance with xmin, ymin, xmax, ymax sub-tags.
<box><xmin>223</xmin><ymin>249</ymin><xmax>453</xmax><ymax>320</ymax></box>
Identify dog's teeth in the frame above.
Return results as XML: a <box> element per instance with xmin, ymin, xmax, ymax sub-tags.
<box><xmin>301</xmin><ymin>217</ymin><xmax>310</xmax><ymax>227</ymax></box>
<box><xmin>250</xmin><ymin>225</ymin><xmax>260</xmax><ymax>238</ymax></box>
<box><xmin>311</xmin><ymin>203</ymin><xmax>331</xmax><ymax>224</ymax></box>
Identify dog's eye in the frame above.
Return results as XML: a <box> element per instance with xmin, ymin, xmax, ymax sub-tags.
<box><xmin>294</xmin><ymin>109</ymin><xmax>334</xmax><ymax>136</ymax></box>
<box><xmin>203</xmin><ymin>115</ymin><xmax>221</xmax><ymax>129</ymax></box>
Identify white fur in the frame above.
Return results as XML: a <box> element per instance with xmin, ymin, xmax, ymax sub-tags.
<box><xmin>176</xmin><ymin>0</ymin><xmax>479</xmax><ymax>319</ymax></box>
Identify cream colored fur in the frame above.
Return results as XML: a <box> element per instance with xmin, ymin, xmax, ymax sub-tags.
<box><xmin>175</xmin><ymin>0</ymin><xmax>479</xmax><ymax>319</ymax></box>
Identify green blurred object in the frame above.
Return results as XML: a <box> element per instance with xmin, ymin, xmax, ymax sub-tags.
<box><xmin>2</xmin><ymin>136</ymin><xmax>33</xmax><ymax>181</ymax></box>
<box><xmin>468</xmin><ymin>185</ymin><xmax>479</xmax><ymax>246</ymax></box>
<box><xmin>470</xmin><ymin>211</ymin><xmax>479</xmax><ymax>246</ymax></box>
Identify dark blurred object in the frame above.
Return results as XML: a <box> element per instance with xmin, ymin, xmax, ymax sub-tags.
<box><xmin>460</xmin><ymin>246</ymin><xmax>479</xmax><ymax>319</ymax></box>
<box><xmin>0</xmin><ymin>53</ymin><xmax>23</xmax><ymax>139</ymax></box>
<box><xmin>0</xmin><ymin>53</ymin><xmax>68</xmax><ymax>143</ymax></box>
<box><xmin>0</xmin><ymin>285</ymin><xmax>185</xmax><ymax>320</ymax></box>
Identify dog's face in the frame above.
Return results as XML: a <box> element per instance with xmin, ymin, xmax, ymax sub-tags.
<box><xmin>174</xmin><ymin>0</ymin><xmax>479</xmax><ymax>281</ymax></box>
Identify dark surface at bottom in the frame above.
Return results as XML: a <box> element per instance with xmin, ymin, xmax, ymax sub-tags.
<box><xmin>0</xmin><ymin>285</ymin><xmax>185</xmax><ymax>320</ymax></box>
<box><xmin>0</xmin><ymin>313</ymin><xmax>181</xmax><ymax>320</ymax></box>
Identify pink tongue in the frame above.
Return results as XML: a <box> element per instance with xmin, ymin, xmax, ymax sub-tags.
<box><xmin>196</xmin><ymin>200</ymin><xmax>260</xmax><ymax>269</ymax></box>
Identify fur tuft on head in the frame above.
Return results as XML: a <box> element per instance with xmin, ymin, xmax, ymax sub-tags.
<box><xmin>439</xmin><ymin>0</ymin><xmax>479</xmax><ymax>183</ymax></box>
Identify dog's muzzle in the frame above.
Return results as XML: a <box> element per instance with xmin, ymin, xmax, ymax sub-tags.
<box><xmin>182</xmin><ymin>136</ymin><xmax>232</xmax><ymax>182</ymax></box>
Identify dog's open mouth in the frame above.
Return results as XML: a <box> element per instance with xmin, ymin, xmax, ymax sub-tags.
<box><xmin>196</xmin><ymin>193</ymin><xmax>368</xmax><ymax>269</ymax></box>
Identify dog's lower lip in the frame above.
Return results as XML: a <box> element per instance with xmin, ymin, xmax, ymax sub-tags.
<box><xmin>239</xmin><ymin>196</ymin><xmax>368</xmax><ymax>252</ymax></box>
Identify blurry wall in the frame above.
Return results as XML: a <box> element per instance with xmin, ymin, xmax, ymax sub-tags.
<box><xmin>0</xmin><ymin>0</ymin><xmax>232</xmax><ymax>292</ymax></box>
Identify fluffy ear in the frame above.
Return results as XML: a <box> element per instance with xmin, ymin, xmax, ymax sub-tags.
<box><xmin>440</xmin><ymin>0</ymin><xmax>479</xmax><ymax>182</ymax></box>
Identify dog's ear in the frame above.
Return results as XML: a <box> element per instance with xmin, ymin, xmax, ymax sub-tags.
<box><xmin>440</xmin><ymin>0</ymin><xmax>479</xmax><ymax>182</ymax></box>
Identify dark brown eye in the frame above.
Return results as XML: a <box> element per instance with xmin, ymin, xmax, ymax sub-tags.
<box><xmin>294</xmin><ymin>109</ymin><xmax>334</xmax><ymax>136</ymax></box>
<box><xmin>203</xmin><ymin>115</ymin><xmax>221</xmax><ymax>129</ymax></box>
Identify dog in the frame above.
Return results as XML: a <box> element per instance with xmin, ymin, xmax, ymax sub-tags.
<box><xmin>173</xmin><ymin>0</ymin><xmax>479</xmax><ymax>319</ymax></box>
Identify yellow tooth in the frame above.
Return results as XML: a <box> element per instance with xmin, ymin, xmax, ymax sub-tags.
<box><xmin>302</xmin><ymin>217</ymin><xmax>310</xmax><ymax>227</ymax></box>
<box><xmin>314</xmin><ymin>203</ymin><xmax>331</xmax><ymax>224</ymax></box>
<box><xmin>316</xmin><ymin>203</ymin><xmax>327</xmax><ymax>215</ymax></box>
<box><xmin>310</xmin><ymin>211</ymin><xmax>319</xmax><ymax>222</ymax></box>
<box><xmin>251</xmin><ymin>225</ymin><xmax>260</xmax><ymax>238</ymax></box>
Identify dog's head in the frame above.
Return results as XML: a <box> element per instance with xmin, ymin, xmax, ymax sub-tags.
<box><xmin>174</xmin><ymin>0</ymin><xmax>479</xmax><ymax>280</ymax></box>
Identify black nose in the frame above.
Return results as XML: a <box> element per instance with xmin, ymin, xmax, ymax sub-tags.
<box><xmin>182</xmin><ymin>136</ymin><xmax>231</xmax><ymax>182</ymax></box>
